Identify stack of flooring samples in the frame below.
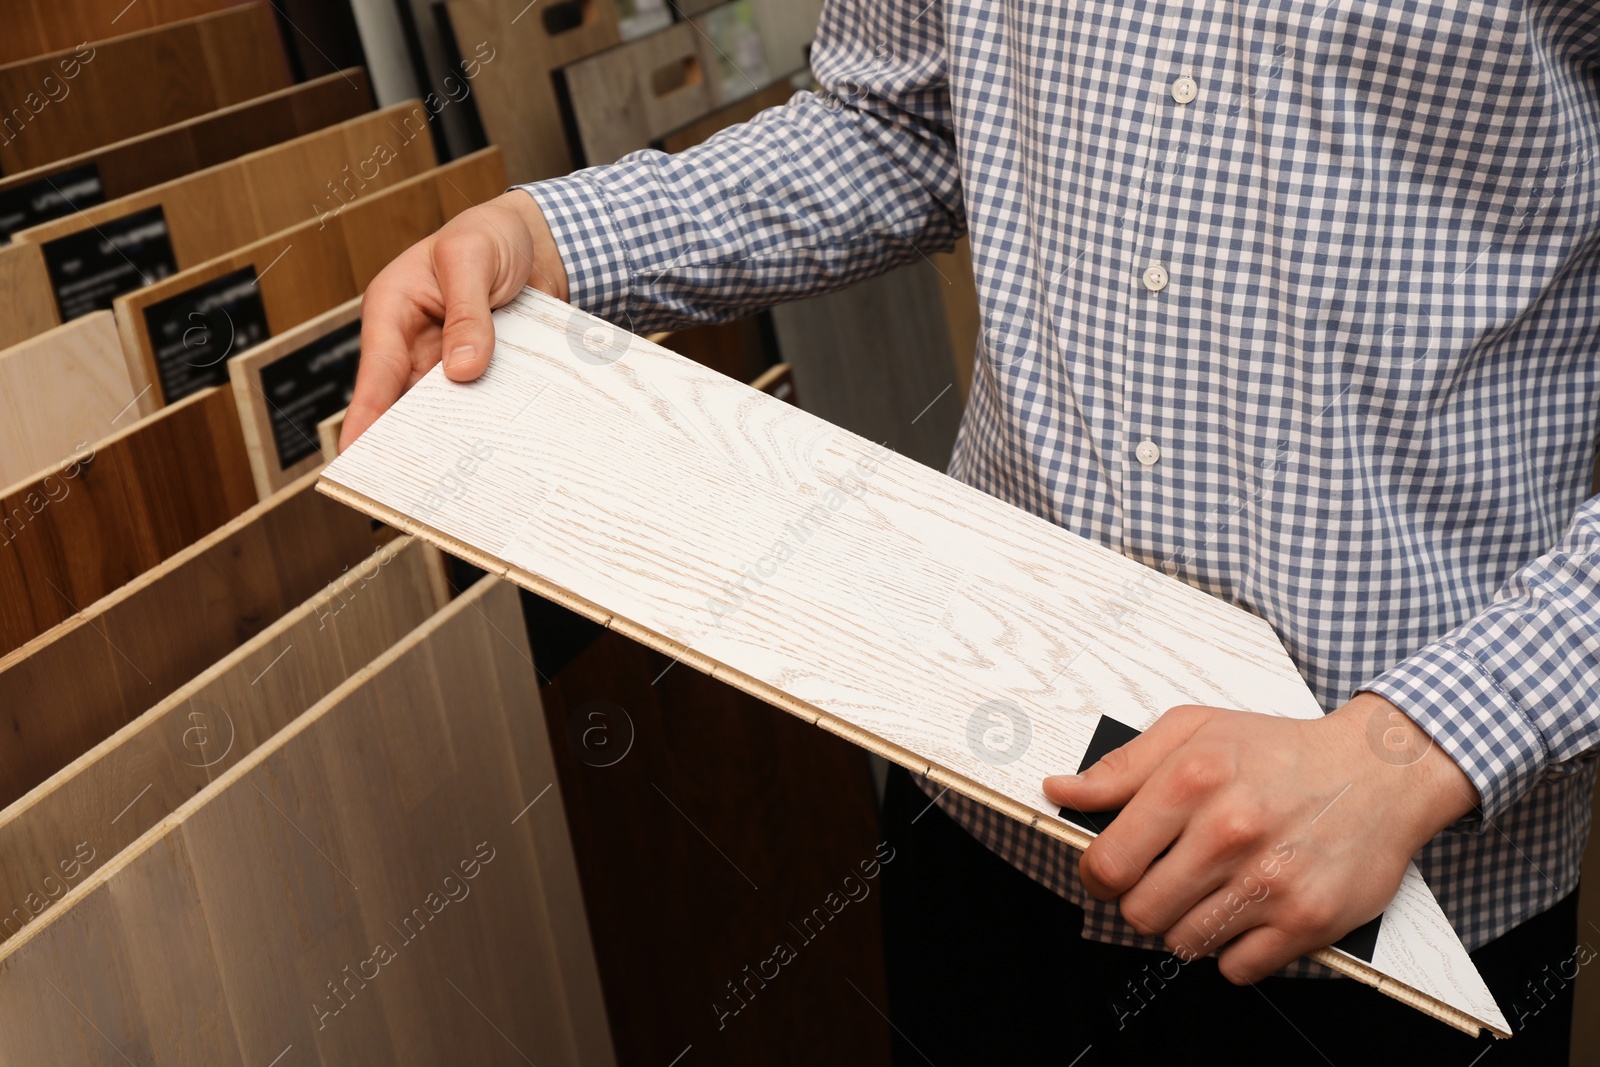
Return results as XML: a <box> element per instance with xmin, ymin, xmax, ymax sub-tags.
<box><xmin>320</xmin><ymin>288</ymin><xmax>1514</xmax><ymax>1039</ymax></box>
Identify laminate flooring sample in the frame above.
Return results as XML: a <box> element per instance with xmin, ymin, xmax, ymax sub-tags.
<box><xmin>0</xmin><ymin>312</ymin><xmax>139</xmax><ymax>488</ymax></box>
<box><xmin>0</xmin><ymin>577</ymin><xmax>614</xmax><ymax>1067</ymax></box>
<box><xmin>321</xmin><ymin>287</ymin><xmax>1511</xmax><ymax>1038</ymax></box>
<box><xmin>0</xmin><ymin>384</ymin><xmax>257</xmax><ymax>658</ymax></box>
<box><xmin>0</xmin><ymin>536</ymin><xmax>444</xmax><ymax>947</ymax></box>
<box><xmin>0</xmin><ymin>470</ymin><xmax>378</xmax><ymax>806</ymax></box>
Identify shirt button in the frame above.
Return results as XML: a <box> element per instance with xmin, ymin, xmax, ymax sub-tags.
<box><xmin>1135</xmin><ymin>440</ymin><xmax>1161</xmax><ymax>467</ymax></box>
<box><xmin>1142</xmin><ymin>265</ymin><xmax>1169</xmax><ymax>292</ymax></box>
<box><xmin>1172</xmin><ymin>75</ymin><xmax>1198</xmax><ymax>104</ymax></box>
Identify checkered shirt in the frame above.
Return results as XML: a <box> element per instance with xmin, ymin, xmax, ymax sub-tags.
<box><xmin>522</xmin><ymin>0</ymin><xmax>1600</xmax><ymax>962</ymax></box>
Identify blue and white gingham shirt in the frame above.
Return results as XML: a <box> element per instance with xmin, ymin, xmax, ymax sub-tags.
<box><xmin>524</xmin><ymin>0</ymin><xmax>1600</xmax><ymax>958</ymax></box>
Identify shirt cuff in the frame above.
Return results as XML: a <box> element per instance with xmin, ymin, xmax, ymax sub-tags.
<box><xmin>1361</xmin><ymin>641</ymin><xmax>1548</xmax><ymax>828</ymax></box>
<box><xmin>516</xmin><ymin>174</ymin><xmax>633</xmax><ymax>325</ymax></box>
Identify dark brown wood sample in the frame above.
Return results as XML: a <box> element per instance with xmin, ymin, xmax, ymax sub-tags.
<box><xmin>0</xmin><ymin>470</ymin><xmax>377</xmax><ymax>807</ymax></box>
<box><xmin>1</xmin><ymin>0</ymin><xmax>244</xmax><ymax>65</ymax></box>
<box><xmin>0</xmin><ymin>4</ymin><xmax>290</xmax><ymax>174</ymax></box>
<box><xmin>0</xmin><ymin>385</ymin><xmax>257</xmax><ymax>658</ymax></box>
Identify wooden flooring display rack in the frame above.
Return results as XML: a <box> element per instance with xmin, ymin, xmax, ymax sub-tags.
<box><xmin>0</xmin><ymin>5</ymin><xmax>290</xmax><ymax>174</ymax></box>
<box><xmin>320</xmin><ymin>289</ymin><xmax>1514</xmax><ymax>1039</ymax></box>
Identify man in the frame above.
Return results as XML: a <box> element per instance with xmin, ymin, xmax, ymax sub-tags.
<box><xmin>346</xmin><ymin>1</ymin><xmax>1600</xmax><ymax>1060</ymax></box>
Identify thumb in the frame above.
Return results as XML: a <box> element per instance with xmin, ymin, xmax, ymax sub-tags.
<box><xmin>431</xmin><ymin>225</ymin><xmax>500</xmax><ymax>382</ymax></box>
<box><xmin>1042</xmin><ymin>706</ymin><xmax>1211</xmax><ymax>812</ymax></box>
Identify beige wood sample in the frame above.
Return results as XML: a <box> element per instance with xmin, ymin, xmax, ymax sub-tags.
<box><xmin>230</xmin><ymin>298</ymin><xmax>362</xmax><ymax>498</ymax></box>
<box><xmin>13</xmin><ymin>102</ymin><xmax>438</xmax><ymax>264</ymax></box>
<box><xmin>561</xmin><ymin>22</ymin><xmax>715</xmax><ymax>165</ymax></box>
<box><xmin>0</xmin><ymin>241</ymin><xmax>54</xmax><ymax>349</ymax></box>
<box><xmin>111</xmin><ymin>147</ymin><xmax>506</xmax><ymax>406</ymax></box>
<box><xmin>0</xmin><ymin>536</ymin><xmax>444</xmax><ymax>947</ymax></box>
<box><xmin>0</xmin><ymin>470</ymin><xmax>378</xmax><ymax>807</ymax></box>
<box><xmin>0</xmin><ymin>70</ymin><xmax>372</xmax><ymax>232</ymax></box>
<box><xmin>320</xmin><ymin>287</ymin><xmax>1511</xmax><ymax>1038</ymax></box>
<box><xmin>443</xmin><ymin>0</ymin><xmax>621</xmax><ymax>182</ymax></box>
<box><xmin>0</xmin><ymin>311</ymin><xmax>139</xmax><ymax>487</ymax></box>
<box><xmin>0</xmin><ymin>576</ymin><xmax>615</xmax><ymax>1067</ymax></box>
<box><xmin>318</xmin><ymin>407</ymin><xmax>349</xmax><ymax>459</ymax></box>
<box><xmin>0</xmin><ymin>384</ymin><xmax>258</xmax><ymax>659</ymax></box>
<box><xmin>0</xmin><ymin>5</ymin><xmax>290</xmax><ymax>174</ymax></box>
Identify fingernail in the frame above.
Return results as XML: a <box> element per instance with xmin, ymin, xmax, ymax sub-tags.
<box><xmin>444</xmin><ymin>344</ymin><xmax>475</xmax><ymax>370</ymax></box>
<box><xmin>1044</xmin><ymin>774</ymin><xmax>1081</xmax><ymax>788</ymax></box>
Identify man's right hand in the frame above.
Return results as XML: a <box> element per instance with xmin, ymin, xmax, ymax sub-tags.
<box><xmin>340</xmin><ymin>190</ymin><xmax>569</xmax><ymax>450</ymax></box>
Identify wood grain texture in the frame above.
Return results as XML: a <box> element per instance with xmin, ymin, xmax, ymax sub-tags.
<box><xmin>443</xmin><ymin>0</ymin><xmax>621</xmax><ymax>182</ymax></box>
<box><xmin>0</xmin><ymin>536</ymin><xmax>442</xmax><ymax>947</ymax></box>
<box><xmin>317</xmin><ymin>407</ymin><xmax>348</xmax><ymax>459</ymax></box>
<box><xmin>0</xmin><ymin>5</ymin><xmax>289</xmax><ymax>174</ymax></box>
<box><xmin>0</xmin><ymin>470</ymin><xmax>379</xmax><ymax>808</ymax></box>
<box><xmin>112</xmin><ymin>147</ymin><xmax>506</xmax><ymax>405</ymax></box>
<box><xmin>0</xmin><ymin>384</ymin><xmax>257</xmax><ymax>658</ymax></box>
<box><xmin>13</xmin><ymin>103</ymin><xmax>438</xmax><ymax>274</ymax></box>
<box><xmin>0</xmin><ymin>241</ymin><xmax>55</xmax><ymax>349</ymax></box>
<box><xmin>0</xmin><ymin>0</ymin><xmax>246</xmax><ymax>65</ymax></box>
<box><xmin>0</xmin><ymin>576</ymin><xmax>615</xmax><ymax>1067</ymax></box>
<box><xmin>229</xmin><ymin>298</ymin><xmax>362</xmax><ymax>498</ymax></box>
<box><xmin>321</xmin><ymin>288</ymin><xmax>1511</xmax><ymax>1038</ymax></box>
<box><xmin>0</xmin><ymin>70</ymin><xmax>371</xmax><ymax>233</ymax></box>
<box><xmin>0</xmin><ymin>311</ymin><xmax>140</xmax><ymax>488</ymax></box>
<box><xmin>562</xmin><ymin>22</ymin><xmax>714</xmax><ymax>166</ymax></box>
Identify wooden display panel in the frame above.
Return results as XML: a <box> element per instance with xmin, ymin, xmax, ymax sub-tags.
<box><xmin>444</xmin><ymin>0</ymin><xmax>621</xmax><ymax>182</ymax></box>
<box><xmin>111</xmin><ymin>147</ymin><xmax>506</xmax><ymax>407</ymax></box>
<box><xmin>1</xmin><ymin>0</ymin><xmax>246</xmax><ymax>66</ymax></box>
<box><xmin>0</xmin><ymin>577</ymin><xmax>616</xmax><ymax>1067</ymax></box>
<box><xmin>0</xmin><ymin>5</ymin><xmax>290</xmax><ymax>174</ymax></box>
<box><xmin>229</xmin><ymin>298</ymin><xmax>362</xmax><ymax>498</ymax></box>
<box><xmin>0</xmin><ymin>70</ymin><xmax>372</xmax><ymax>243</ymax></box>
<box><xmin>10</xmin><ymin>103</ymin><xmax>437</xmax><ymax>327</ymax></box>
<box><xmin>0</xmin><ymin>385</ymin><xmax>257</xmax><ymax>659</ymax></box>
<box><xmin>561</xmin><ymin>22</ymin><xmax>714</xmax><ymax>166</ymax></box>
<box><xmin>320</xmin><ymin>288</ymin><xmax>1513</xmax><ymax>1038</ymax></box>
<box><xmin>0</xmin><ymin>241</ymin><xmax>61</xmax><ymax>353</ymax></box>
<box><xmin>0</xmin><ymin>470</ymin><xmax>379</xmax><ymax>807</ymax></box>
<box><xmin>0</xmin><ymin>311</ymin><xmax>139</xmax><ymax>488</ymax></box>
<box><xmin>0</xmin><ymin>536</ymin><xmax>445</xmax><ymax>947</ymax></box>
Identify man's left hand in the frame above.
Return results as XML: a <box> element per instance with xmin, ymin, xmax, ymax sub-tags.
<box><xmin>1041</xmin><ymin>692</ymin><xmax>1479</xmax><ymax>982</ymax></box>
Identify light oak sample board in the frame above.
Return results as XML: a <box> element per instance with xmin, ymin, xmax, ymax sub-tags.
<box><xmin>112</xmin><ymin>146</ymin><xmax>506</xmax><ymax>407</ymax></box>
<box><xmin>0</xmin><ymin>577</ymin><xmax>616</xmax><ymax>1067</ymax></box>
<box><xmin>443</xmin><ymin>0</ymin><xmax>621</xmax><ymax>182</ymax></box>
<box><xmin>0</xmin><ymin>311</ymin><xmax>138</xmax><ymax>488</ymax></box>
<box><xmin>0</xmin><ymin>470</ymin><xmax>379</xmax><ymax>807</ymax></box>
<box><xmin>321</xmin><ymin>288</ymin><xmax>1511</xmax><ymax>1038</ymax></box>
<box><xmin>12</xmin><ymin>103</ymin><xmax>437</xmax><ymax>325</ymax></box>
<box><xmin>230</xmin><ymin>298</ymin><xmax>362</xmax><ymax>498</ymax></box>
<box><xmin>559</xmin><ymin>22</ymin><xmax>714</xmax><ymax>166</ymax></box>
<box><xmin>0</xmin><ymin>4</ymin><xmax>290</xmax><ymax>174</ymax></box>
<box><xmin>0</xmin><ymin>241</ymin><xmax>54</xmax><ymax>349</ymax></box>
<box><xmin>1</xmin><ymin>0</ymin><xmax>245</xmax><ymax>65</ymax></box>
<box><xmin>0</xmin><ymin>69</ymin><xmax>372</xmax><ymax>244</ymax></box>
<box><xmin>0</xmin><ymin>384</ymin><xmax>257</xmax><ymax>658</ymax></box>
<box><xmin>0</xmin><ymin>536</ymin><xmax>444</xmax><ymax>946</ymax></box>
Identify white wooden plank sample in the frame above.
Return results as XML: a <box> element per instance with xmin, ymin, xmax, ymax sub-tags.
<box><xmin>319</xmin><ymin>288</ymin><xmax>1510</xmax><ymax>1038</ymax></box>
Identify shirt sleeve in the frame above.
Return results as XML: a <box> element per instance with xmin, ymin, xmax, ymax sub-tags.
<box><xmin>518</xmin><ymin>0</ymin><xmax>964</xmax><ymax>333</ymax></box>
<box><xmin>1361</xmin><ymin>493</ymin><xmax>1600</xmax><ymax>826</ymax></box>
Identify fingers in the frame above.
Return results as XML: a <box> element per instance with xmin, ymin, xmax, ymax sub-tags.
<box><xmin>1044</xmin><ymin>705</ymin><xmax>1214</xmax><ymax>813</ymax></box>
<box><xmin>432</xmin><ymin>223</ymin><xmax>501</xmax><ymax>382</ymax></box>
<box><xmin>343</xmin><ymin>278</ymin><xmax>428</xmax><ymax>450</ymax></box>
<box><xmin>1211</xmin><ymin>924</ymin><xmax>1306</xmax><ymax>985</ymax></box>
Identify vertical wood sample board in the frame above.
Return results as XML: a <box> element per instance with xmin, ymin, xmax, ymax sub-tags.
<box><xmin>320</xmin><ymin>288</ymin><xmax>1510</xmax><ymax>1038</ymax></box>
<box><xmin>0</xmin><ymin>577</ymin><xmax>614</xmax><ymax>1066</ymax></box>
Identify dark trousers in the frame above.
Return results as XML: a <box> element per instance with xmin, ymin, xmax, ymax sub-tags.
<box><xmin>880</xmin><ymin>764</ymin><xmax>1577</xmax><ymax>1066</ymax></box>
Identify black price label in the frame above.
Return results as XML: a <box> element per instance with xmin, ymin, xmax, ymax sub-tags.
<box><xmin>41</xmin><ymin>203</ymin><xmax>178</xmax><ymax>321</ymax></box>
<box><xmin>0</xmin><ymin>162</ymin><xmax>105</xmax><ymax>243</ymax></box>
<box><xmin>258</xmin><ymin>319</ymin><xmax>362</xmax><ymax>470</ymax></box>
<box><xmin>143</xmin><ymin>265</ymin><xmax>271</xmax><ymax>403</ymax></box>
